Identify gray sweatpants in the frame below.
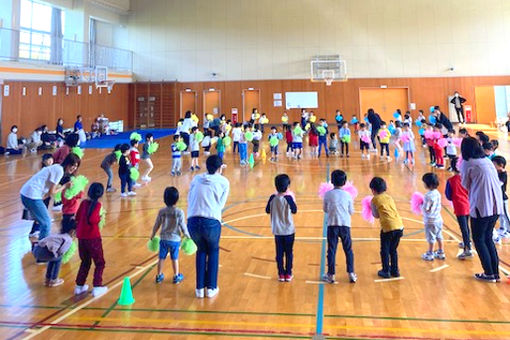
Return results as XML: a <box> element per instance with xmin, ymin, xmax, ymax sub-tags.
<box><xmin>172</xmin><ymin>158</ymin><xmax>182</xmax><ymax>173</ymax></box>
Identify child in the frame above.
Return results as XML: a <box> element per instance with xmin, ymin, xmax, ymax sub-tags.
<box><xmin>130</xmin><ymin>139</ymin><xmax>142</xmax><ymax>187</ymax></box>
<box><xmin>119</xmin><ymin>143</ymin><xmax>135</xmax><ymax>197</ymax></box>
<box><xmin>335</xmin><ymin>110</ymin><xmax>343</xmax><ymax>131</ymax></box>
<box><xmin>28</xmin><ymin>154</ymin><xmax>55</xmax><ymax>238</ymax></box>
<box><xmin>253</xmin><ymin>124</ymin><xmax>263</xmax><ymax>156</ymax></box>
<box><xmin>328</xmin><ymin>132</ymin><xmax>338</xmax><ymax>156</ymax></box>
<box><xmin>101</xmin><ymin>144</ymin><xmax>120</xmax><ymax>192</ymax></box>
<box><xmin>420</xmin><ymin>173</ymin><xmax>446</xmax><ymax>261</ymax></box>
<box><xmin>292</xmin><ymin>122</ymin><xmax>304</xmax><ymax>160</ymax></box>
<box><xmin>433</xmin><ymin>124</ymin><xmax>444</xmax><ymax>169</ymax></box>
<box><xmin>150</xmin><ymin>187</ymin><xmax>190</xmax><ymax>284</ymax></box>
<box><xmin>392</xmin><ymin>121</ymin><xmax>403</xmax><ymax>160</ymax></box>
<box><xmin>6</xmin><ymin>125</ymin><xmax>24</xmax><ymax>155</ymax></box>
<box><xmin>458</xmin><ymin>128</ymin><xmax>469</xmax><ymax>139</ymax></box>
<box><xmin>483</xmin><ymin>142</ymin><xmax>495</xmax><ymax>160</ymax></box>
<box><xmin>268</xmin><ymin>126</ymin><xmax>279</xmax><ymax>161</ymax></box>
<box><xmin>141</xmin><ymin>133</ymin><xmax>155</xmax><ymax>182</ymax></box>
<box><xmin>259</xmin><ymin>113</ymin><xmax>267</xmax><ymax>134</ymax></box>
<box><xmin>445</xmin><ymin>162</ymin><xmax>473</xmax><ymax>259</ymax></box>
<box><xmin>322</xmin><ymin>170</ymin><xmax>356</xmax><ymax>283</ymax></box>
<box><xmin>239</xmin><ymin>126</ymin><xmax>248</xmax><ymax>165</ymax></box>
<box><xmin>317</xmin><ymin>120</ymin><xmax>329</xmax><ymax>158</ymax></box>
<box><xmin>491</xmin><ymin>140</ymin><xmax>499</xmax><ymax>156</ymax></box>
<box><xmin>417</xmin><ymin>110</ymin><xmax>425</xmax><ymax>123</ymax></box>
<box><xmin>493</xmin><ymin>156</ymin><xmax>510</xmax><ymax>241</ymax></box>
<box><xmin>216</xmin><ymin>131</ymin><xmax>225</xmax><ymax>161</ymax></box>
<box><xmin>378</xmin><ymin>122</ymin><xmax>391</xmax><ymax>161</ymax></box>
<box><xmin>446</xmin><ymin>130</ymin><xmax>458</xmax><ymax>171</ymax></box>
<box><xmin>424</xmin><ymin>124</ymin><xmax>436</xmax><ymax>165</ymax></box>
<box><xmin>32</xmin><ymin>220</ymin><xmax>75</xmax><ymax>287</ymax></box>
<box><xmin>308</xmin><ymin>124</ymin><xmax>319</xmax><ymax>157</ymax></box>
<box><xmin>401</xmin><ymin>123</ymin><xmax>415</xmax><ymax>164</ymax></box>
<box><xmin>74</xmin><ymin>183</ymin><xmax>107</xmax><ymax>297</ymax></box>
<box><xmin>404</xmin><ymin>113</ymin><xmax>412</xmax><ymax>126</ymax></box>
<box><xmin>171</xmin><ymin>135</ymin><xmax>182</xmax><ymax>176</ymax></box>
<box><xmin>202</xmin><ymin>130</ymin><xmax>212</xmax><ymax>155</ymax></box>
<box><xmin>350</xmin><ymin>115</ymin><xmax>359</xmax><ymax>131</ymax></box>
<box><xmin>370</xmin><ymin>177</ymin><xmax>404</xmax><ymax>278</ymax></box>
<box><xmin>265</xmin><ymin>174</ymin><xmax>297</xmax><ymax>282</ymax></box>
<box><xmin>285</xmin><ymin>125</ymin><xmax>293</xmax><ymax>156</ymax></box>
<box><xmin>232</xmin><ymin>123</ymin><xmax>242</xmax><ymax>154</ymax></box>
<box><xmin>394</xmin><ymin>109</ymin><xmax>403</xmax><ymax>122</ymax></box>
<box><xmin>61</xmin><ymin>173</ymin><xmax>85</xmax><ymax>235</ymax></box>
<box><xmin>281</xmin><ymin>111</ymin><xmax>290</xmax><ymax>130</ymax></box>
<box><xmin>189</xmin><ymin>127</ymin><xmax>201</xmax><ymax>171</ymax></box>
<box><xmin>339</xmin><ymin>121</ymin><xmax>351</xmax><ymax>158</ymax></box>
<box><xmin>358</xmin><ymin>123</ymin><xmax>370</xmax><ymax>160</ymax></box>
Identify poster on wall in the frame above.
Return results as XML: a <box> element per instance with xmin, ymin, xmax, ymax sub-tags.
<box><xmin>52</xmin><ymin>85</ymin><xmax>57</xmax><ymax>96</ymax></box>
<box><xmin>38</xmin><ymin>87</ymin><xmax>42</xmax><ymax>96</ymax></box>
<box><xmin>22</xmin><ymin>87</ymin><xmax>27</xmax><ymax>96</ymax></box>
<box><xmin>3</xmin><ymin>85</ymin><xmax>9</xmax><ymax>97</ymax></box>
<box><xmin>77</xmin><ymin>85</ymin><xmax>82</xmax><ymax>95</ymax></box>
<box><xmin>231</xmin><ymin>108</ymin><xmax>238</xmax><ymax>114</ymax></box>
<box><xmin>273</xmin><ymin>93</ymin><xmax>282</xmax><ymax>100</ymax></box>
<box><xmin>89</xmin><ymin>85</ymin><xmax>93</xmax><ymax>95</ymax></box>
<box><xmin>285</xmin><ymin>92</ymin><xmax>318</xmax><ymax>109</ymax></box>
<box><xmin>274</xmin><ymin>100</ymin><xmax>282</xmax><ymax>107</ymax></box>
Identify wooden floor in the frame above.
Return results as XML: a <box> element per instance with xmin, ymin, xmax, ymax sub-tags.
<box><xmin>2</xmin><ymin>125</ymin><xmax>510</xmax><ymax>340</ymax></box>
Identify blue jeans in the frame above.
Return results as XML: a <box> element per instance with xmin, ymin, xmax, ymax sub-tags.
<box><xmin>275</xmin><ymin>234</ymin><xmax>294</xmax><ymax>276</ymax></box>
<box><xmin>102</xmin><ymin>166</ymin><xmax>113</xmax><ymax>188</ymax></box>
<box><xmin>471</xmin><ymin>215</ymin><xmax>499</xmax><ymax>276</ymax></box>
<box><xmin>318</xmin><ymin>136</ymin><xmax>328</xmax><ymax>156</ymax></box>
<box><xmin>188</xmin><ymin>216</ymin><xmax>221</xmax><ymax>289</ymax></box>
<box><xmin>33</xmin><ymin>245</ymin><xmax>62</xmax><ymax>280</ymax></box>
<box><xmin>21</xmin><ymin>195</ymin><xmax>51</xmax><ymax>240</ymax></box>
<box><xmin>239</xmin><ymin>143</ymin><xmax>247</xmax><ymax>163</ymax></box>
<box><xmin>119</xmin><ymin>173</ymin><xmax>132</xmax><ymax>193</ymax></box>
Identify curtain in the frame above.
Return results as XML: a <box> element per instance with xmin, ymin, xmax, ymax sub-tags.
<box><xmin>50</xmin><ymin>7</ymin><xmax>63</xmax><ymax>65</ymax></box>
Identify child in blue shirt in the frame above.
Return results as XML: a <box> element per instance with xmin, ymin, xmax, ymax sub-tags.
<box><xmin>339</xmin><ymin>121</ymin><xmax>351</xmax><ymax>158</ymax></box>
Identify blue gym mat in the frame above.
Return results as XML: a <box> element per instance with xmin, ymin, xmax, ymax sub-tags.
<box><xmin>80</xmin><ymin>128</ymin><xmax>176</xmax><ymax>149</ymax></box>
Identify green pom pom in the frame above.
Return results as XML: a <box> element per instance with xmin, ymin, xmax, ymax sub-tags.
<box><xmin>64</xmin><ymin>175</ymin><xmax>89</xmax><ymax>200</ymax></box>
<box><xmin>181</xmin><ymin>237</ymin><xmax>197</xmax><ymax>255</ymax></box>
<box><xmin>195</xmin><ymin>131</ymin><xmax>204</xmax><ymax>143</ymax></box>
<box><xmin>98</xmin><ymin>207</ymin><xmax>106</xmax><ymax>230</ymax></box>
<box><xmin>147</xmin><ymin>236</ymin><xmax>160</xmax><ymax>252</ymax></box>
<box><xmin>270</xmin><ymin>136</ymin><xmax>279</xmax><ymax>147</ymax></box>
<box><xmin>114</xmin><ymin>150</ymin><xmax>122</xmax><ymax>161</ymax></box>
<box><xmin>130</xmin><ymin>132</ymin><xmax>142</xmax><ymax>142</ymax></box>
<box><xmin>147</xmin><ymin>142</ymin><xmax>159</xmax><ymax>154</ymax></box>
<box><xmin>130</xmin><ymin>167</ymin><xmax>140</xmax><ymax>181</ymax></box>
<box><xmin>317</xmin><ymin>126</ymin><xmax>326</xmax><ymax>135</ymax></box>
<box><xmin>342</xmin><ymin>135</ymin><xmax>351</xmax><ymax>143</ymax></box>
<box><xmin>223</xmin><ymin>136</ymin><xmax>232</xmax><ymax>147</ymax></box>
<box><xmin>293</xmin><ymin>126</ymin><xmax>303</xmax><ymax>135</ymax></box>
<box><xmin>71</xmin><ymin>147</ymin><xmax>84</xmax><ymax>159</ymax></box>
<box><xmin>61</xmin><ymin>240</ymin><xmax>77</xmax><ymax>264</ymax></box>
<box><xmin>245</xmin><ymin>131</ymin><xmax>253</xmax><ymax>142</ymax></box>
<box><xmin>54</xmin><ymin>191</ymin><xmax>62</xmax><ymax>204</ymax></box>
<box><xmin>176</xmin><ymin>141</ymin><xmax>187</xmax><ymax>151</ymax></box>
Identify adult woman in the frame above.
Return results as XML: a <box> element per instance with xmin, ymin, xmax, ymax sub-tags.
<box><xmin>460</xmin><ymin>137</ymin><xmax>503</xmax><ymax>282</ymax></box>
<box><xmin>300</xmin><ymin>109</ymin><xmax>308</xmax><ymax>129</ymax></box>
<box><xmin>367</xmin><ymin>108</ymin><xmax>381</xmax><ymax>149</ymax></box>
<box><xmin>20</xmin><ymin>153</ymin><xmax>80</xmax><ymax>240</ymax></box>
<box><xmin>450</xmin><ymin>92</ymin><xmax>466</xmax><ymax>124</ymax></box>
<box><xmin>187</xmin><ymin>155</ymin><xmax>229</xmax><ymax>298</ymax></box>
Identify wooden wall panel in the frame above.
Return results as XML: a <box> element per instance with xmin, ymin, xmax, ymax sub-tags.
<box><xmin>1</xmin><ymin>82</ymin><xmax>130</xmax><ymax>145</ymax></box>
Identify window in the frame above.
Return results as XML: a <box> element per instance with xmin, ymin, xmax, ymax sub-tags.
<box><xmin>19</xmin><ymin>0</ymin><xmax>65</xmax><ymax>62</ymax></box>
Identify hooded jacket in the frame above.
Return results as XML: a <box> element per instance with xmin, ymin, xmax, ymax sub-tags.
<box><xmin>187</xmin><ymin>172</ymin><xmax>230</xmax><ymax>222</ymax></box>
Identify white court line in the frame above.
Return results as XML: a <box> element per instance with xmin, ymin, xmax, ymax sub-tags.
<box><xmin>21</xmin><ymin>258</ymin><xmax>159</xmax><ymax>340</ymax></box>
<box><xmin>244</xmin><ymin>272</ymin><xmax>271</xmax><ymax>280</ymax></box>
<box><xmin>374</xmin><ymin>277</ymin><xmax>405</xmax><ymax>283</ymax></box>
<box><xmin>221</xmin><ymin>235</ymin><xmax>460</xmax><ymax>243</ymax></box>
<box><xmin>430</xmin><ymin>264</ymin><xmax>450</xmax><ymax>272</ymax></box>
<box><xmin>305</xmin><ymin>280</ymin><xmax>338</xmax><ymax>285</ymax></box>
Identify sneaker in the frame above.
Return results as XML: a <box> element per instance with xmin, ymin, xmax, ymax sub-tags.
<box><xmin>120</xmin><ymin>192</ymin><xmax>128</xmax><ymax>198</ymax></box>
<box><xmin>403</xmin><ymin>159</ymin><xmax>408</xmax><ymax>165</ymax></box>
<box><xmin>503</xmin><ymin>231</ymin><xmax>510</xmax><ymax>239</ymax></box>
<box><xmin>284</xmin><ymin>274</ymin><xmax>293</xmax><ymax>282</ymax></box>
<box><xmin>155</xmin><ymin>273</ymin><xmax>164</xmax><ymax>283</ymax></box>
<box><xmin>133</xmin><ymin>183</ymin><xmax>142</xmax><ymax>188</ymax></box>
<box><xmin>458</xmin><ymin>242</ymin><xmax>464</xmax><ymax>249</ymax></box>
<box><xmin>128</xmin><ymin>191</ymin><xmax>137</xmax><ymax>196</ymax></box>
<box><xmin>457</xmin><ymin>250</ymin><xmax>473</xmax><ymax>260</ymax></box>
<box><xmin>495</xmin><ymin>274</ymin><xmax>501</xmax><ymax>282</ymax></box>
<box><xmin>377</xmin><ymin>270</ymin><xmax>390</xmax><ymax>278</ymax></box>
<box><xmin>92</xmin><ymin>286</ymin><xmax>108</xmax><ymax>297</ymax></box>
<box><xmin>48</xmin><ymin>278</ymin><xmax>64</xmax><ymax>287</ymax></box>
<box><xmin>278</xmin><ymin>275</ymin><xmax>285</xmax><ymax>282</ymax></box>
<box><xmin>190</xmin><ymin>167</ymin><xmax>195</xmax><ymax>171</ymax></box>
<box><xmin>321</xmin><ymin>274</ymin><xmax>335</xmax><ymax>284</ymax></box>
<box><xmin>52</xmin><ymin>205</ymin><xmax>62</xmax><ymax>212</ymax></box>
<box><xmin>422</xmin><ymin>251</ymin><xmax>434</xmax><ymax>261</ymax></box>
<box><xmin>29</xmin><ymin>231</ymin><xmax>40</xmax><ymax>238</ymax></box>
<box><xmin>195</xmin><ymin>288</ymin><xmax>205</xmax><ymax>298</ymax></box>
<box><xmin>361</xmin><ymin>154</ymin><xmax>366</xmax><ymax>160</ymax></box>
<box><xmin>195</xmin><ymin>166</ymin><xmax>200</xmax><ymax>170</ymax></box>
<box><xmin>171</xmin><ymin>171</ymin><xmax>176</xmax><ymax>176</ymax></box>
<box><xmin>474</xmin><ymin>273</ymin><xmax>496</xmax><ymax>283</ymax></box>
<box><xmin>177</xmin><ymin>171</ymin><xmax>182</xmax><ymax>176</ymax></box>
<box><xmin>206</xmin><ymin>287</ymin><xmax>219</xmax><ymax>298</ymax></box>
<box><xmin>106</xmin><ymin>187</ymin><xmax>116</xmax><ymax>193</ymax></box>
<box><xmin>386</xmin><ymin>156</ymin><xmax>392</xmax><ymax>162</ymax></box>
<box><xmin>390</xmin><ymin>270</ymin><xmax>400</xmax><ymax>278</ymax></box>
<box><xmin>173</xmin><ymin>273</ymin><xmax>184</xmax><ymax>284</ymax></box>
<box><xmin>348</xmin><ymin>272</ymin><xmax>357</xmax><ymax>283</ymax></box>
<box><xmin>366</xmin><ymin>154</ymin><xmax>370</xmax><ymax>160</ymax></box>
<box><xmin>74</xmin><ymin>284</ymin><xmax>89</xmax><ymax>295</ymax></box>
<box><xmin>434</xmin><ymin>250</ymin><xmax>446</xmax><ymax>260</ymax></box>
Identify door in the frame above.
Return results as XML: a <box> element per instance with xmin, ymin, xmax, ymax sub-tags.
<box><xmin>474</xmin><ymin>86</ymin><xmax>496</xmax><ymax>124</ymax></box>
<box><xmin>137</xmin><ymin>96</ymin><xmax>156</xmax><ymax>128</ymax></box>
<box><xmin>243</xmin><ymin>89</ymin><xmax>261</xmax><ymax>122</ymax></box>
<box><xmin>180</xmin><ymin>90</ymin><xmax>197</xmax><ymax>118</ymax></box>
<box><xmin>359</xmin><ymin>88</ymin><xmax>409</xmax><ymax>123</ymax></box>
<box><xmin>203</xmin><ymin>90</ymin><xmax>221</xmax><ymax>120</ymax></box>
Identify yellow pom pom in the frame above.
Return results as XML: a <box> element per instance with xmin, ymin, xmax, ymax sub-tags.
<box><xmin>255</xmin><ymin>113</ymin><xmax>260</xmax><ymax>119</ymax></box>
<box><xmin>226</xmin><ymin>124</ymin><xmax>232</xmax><ymax>131</ymax></box>
<box><xmin>305</xmin><ymin>123</ymin><xmax>311</xmax><ymax>131</ymax></box>
<box><xmin>281</xmin><ymin>116</ymin><xmax>289</xmax><ymax>122</ymax></box>
<box><xmin>191</xmin><ymin>114</ymin><xmax>199</xmax><ymax>123</ymax></box>
<box><xmin>178</xmin><ymin>121</ymin><xmax>183</xmax><ymax>127</ymax></box>
<box><xmin>309</xmin><ymin>116</ymin><xmax>317</xmax><ymax>123</ymax></box>
<box><xmin>206</xmin><ymin>114</ymin><xmax>213</xmax><ymax>121</ymax></box>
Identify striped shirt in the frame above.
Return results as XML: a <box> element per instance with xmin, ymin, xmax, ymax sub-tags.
<box><xmin>171</xmin><ymin>143</ymin><xmax>181</xmax><ymax>159</ymax></box>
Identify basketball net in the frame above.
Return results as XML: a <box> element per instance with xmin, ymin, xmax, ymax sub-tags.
<box><xmin>324</xmin><ymin>77</ymin><xmax>333</xmax><ymax>86</ymax></box>
<box><xmin>322</xmin><ymin>69</ymin><xmax>335</xmax><ymax>86</ymax></box>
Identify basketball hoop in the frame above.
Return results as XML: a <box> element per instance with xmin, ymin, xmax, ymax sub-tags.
<box><xmin>96</xmin><ymin>80</ymin><xmax>115</xmax><ymax>93</ymax></box>
<box><xmin>322</xmin><ymin>70</ymin><xmax>335</xmax><ymax>86</ymax></box>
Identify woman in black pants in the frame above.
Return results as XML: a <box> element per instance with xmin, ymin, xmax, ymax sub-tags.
<box><xmin>460</xmin><ymin>137</ymin><xmax>503</xmax><ymax>282</ymax></box>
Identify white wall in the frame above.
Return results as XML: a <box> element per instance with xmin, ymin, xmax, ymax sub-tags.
<box><xmin>127</xmin><ymin>0</ymin><xmax>510</xmax><ymax>82</ymax></box>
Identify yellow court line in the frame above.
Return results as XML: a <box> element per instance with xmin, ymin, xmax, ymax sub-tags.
<box><xmin>68</xmin><ymin>316</ymin><xmax>510</xmax><ymax>336</ymax></box>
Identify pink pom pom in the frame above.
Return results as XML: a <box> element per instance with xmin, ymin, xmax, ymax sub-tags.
<box><xmin>318</xmin><ymin>182</ymin><xmax>334</xmax><ymax>199</ymax></box>
<box><xmin>437</xmin><ymin>138</ymin><xmax>448</xmax><ymax>148</ymax></box>
<box><xmin>400</xmin><ymin>134</ymin><xmax>410</xmax><ymax>143</ymax></box>
<box><xmin>343</xmin><ymin>181</ymin><xmax>358</xmax><ymax>200</ymax></box>
<box><xmin>361</xmin><ymin>195</ymin><xmax>374</xmax><ymax>224</ymax></box>
<box><xmin>379</xmin><ymin>130</ymin><xmax>388</xmax><ymax>139</ymax></box>
<box><xmin>453</xmin><ymin>137</ymin><xmax>462</xmax><ymax>147</ymax></box>
<box><xmin>410</xmin><ymin>192</ymin><xmax>424</xmax><ymax>215</ymax></box>
<box><xmin>433</xmin><ymin>131</ymin><xmax>442</xmax><ymax>139</ymax></box>
<box><xmin>424</xmin><ymin>130</ymin><xmax>434</xmax><ymax>139</ymax></box>
<box><xmin>361</xmin><ymin>136</ymin><xmax>371</xmax><ymax>144</ymax></box>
